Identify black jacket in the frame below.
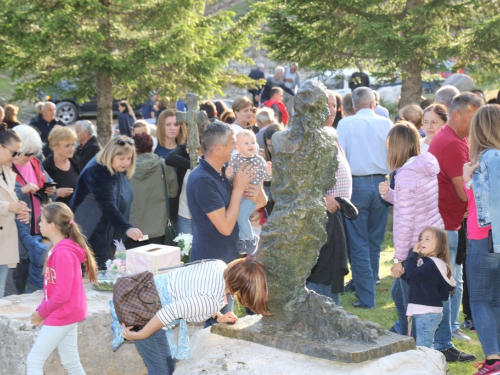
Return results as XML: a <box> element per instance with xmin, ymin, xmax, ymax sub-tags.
<box><xmin>75</xmin><ymin>136</ymin><xmax>102</xmax><ymax>167</ymax></box>
<box><xmin>31</xmin><ymin>116</ymin><xmax>67</xmax><ymax>157</ymax></box>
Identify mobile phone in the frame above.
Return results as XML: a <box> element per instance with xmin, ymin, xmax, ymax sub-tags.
<box><xmin>42</xmin><ymin>182</ymin><xmax>58</xmax><ymax>189</ymax></box>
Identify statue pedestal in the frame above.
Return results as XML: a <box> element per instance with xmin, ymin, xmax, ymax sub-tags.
<box><xmin>212</xmin><ymin>315</ymin><xmax>415</xmax><ymax>363</ymax></box>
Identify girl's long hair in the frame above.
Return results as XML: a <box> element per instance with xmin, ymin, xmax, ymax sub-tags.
<box><xmin>469</xmin><ymin>104</ymin><xmax>500</xmax><ymax>164</ymax></box>
<box><xmin>419</xmin><ymin>227</ymin><xmax>452</xmax><ymax>279</ymax></box>
<box><xmin>42</xmin><ymin>202</ymin><xmax>98</xmax><ymax>283</ymax></box>
<box><xmin>386</xmin><ymin>121</ymin><xmax>421</xmax><ymax>171</ymax></box>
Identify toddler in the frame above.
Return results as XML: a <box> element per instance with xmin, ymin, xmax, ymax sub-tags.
<box><xmin>226</xmin><ymin>129</ymin><xmax>272</xmax><ymax>254</ymax></box>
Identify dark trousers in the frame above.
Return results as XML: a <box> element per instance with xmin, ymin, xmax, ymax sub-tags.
<box><xmin>4</xmin><ymin>259</ymin><xmax>30</xmax><ymax>296</ymax></box>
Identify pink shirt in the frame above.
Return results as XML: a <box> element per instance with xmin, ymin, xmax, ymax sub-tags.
<box><xmin>465</xmin><ymin>183</ymin><xmax>490</xmax><ymax>240</ymax></box>
<box><xmin>14</xmin><ymin>162</ymin><xmax>42</xmax><ymax>233</ymax></box>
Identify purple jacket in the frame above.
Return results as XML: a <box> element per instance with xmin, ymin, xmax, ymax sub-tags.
<box><xmin>382</xmin><ymin>153</ymin><xmax>444</xmax><ymax>261</ymax></box>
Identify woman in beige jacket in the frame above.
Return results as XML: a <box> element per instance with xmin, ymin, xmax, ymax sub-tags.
<box><xmin>0</xmin><ymin>125</ymin><xmax>31</xmax><ymax>297</ymax></box>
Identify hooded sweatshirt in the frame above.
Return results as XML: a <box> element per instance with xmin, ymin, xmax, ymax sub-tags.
<box><xmin>37</xmin><ymin>238</ymin><xmax>88</xmax><ymax>326</ymax></box>
<box><xmin>382</xmin><ymin>152</ymin><xmax>444</xmax><ymax>262</ymax></box>
<box><xmin>129</xmin><ymin>153</ymin><xmax>178</xmax><ymax>238</ymax></box>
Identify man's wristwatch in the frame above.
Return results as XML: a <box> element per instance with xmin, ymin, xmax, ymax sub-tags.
<box><xmin>393</xmin><ymin>258</ymin><xmax>401</xmax><ymax>264</ymax></box>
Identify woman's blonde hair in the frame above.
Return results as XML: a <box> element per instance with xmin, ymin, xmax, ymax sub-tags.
<box><xmin>469</xmin><ymin>104</ymin><xmax>500</xmax><ymax>164</ymax></box>
<box><xmin>4</xmin><ymin>104</ymin><xmax>19</xmax><ymax>122</ymax></box>
<box><xmin>418</xmin><ymin>227</ymin><xmax>452</xmax><ymax>278</ymax></box>
<box><xmin>96</xmin><ymin>135</ymin><xmax>136</xmax><ymax>177</ymax></box>
<box><xmin>48</xmin><ymin>125</ymin><xmax>77</xmax><ymax>150</ymax></box>
<box><xmin>156</xmin><ymin>109</ymin><xmax>187</xmax><ymax>148</ymax></box>
<box><xmin>42</xmin><ymin>202</ymin><xmax>98</xmax><ymax>283</ymax></box>
<box><xmin>232</xmin><ymin>96</ymin><xmax>253</xmax><ymax>113</ymax></box>
<box><xmin>225</xmin><ymin>258</ymin><xmax>272</xmax><ymax>316</ymax></box>
<box><xmin>386</xmin><ymin>121</ymin><xmax>421</xmax><ymax>171</ymax></box>
<box><xmin>399</xmin><ymin>104</ymin><xmax>424</xmax><ymax>129</ymax></box>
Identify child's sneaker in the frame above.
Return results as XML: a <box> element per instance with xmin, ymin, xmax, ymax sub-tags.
<box><xmin>461</xmin><ymin>319</ymin><xmax>476</xmax><ymax>332</ymax></box>
<box><xmin>237</xmin><ymin>240</ymin><xmax>250</xmax><ymax>255</ymax></box>
<box><xmin>452</xmin><ymin>328</ymin><xmax>471</xmax><ymax>342</ymax></box>
<box><xmin>474</xmin><ymin>360</ymin><xmax>500</xmax><ymax>375</ymax></box>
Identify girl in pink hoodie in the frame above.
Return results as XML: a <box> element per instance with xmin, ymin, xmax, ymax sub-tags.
<box><xmin>379</xmin><ymin>122</ymin><xmax>444</xmax><ymax>336</ymax></box>
<box><xmin>27</xmin><ymin>202</ymin><xmax>98</xmax><ymax>374</ymax></box>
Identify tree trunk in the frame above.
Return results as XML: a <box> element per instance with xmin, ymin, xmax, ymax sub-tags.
<box><xmin>96</xmin><ymin>0</ymin><xmax>113</xmax><ymax>145</ymax></box>
<box><xmin>399</xmin><ymin>59</ymin><xmax>423</xmax><ymax>109</ymax></box>
<box><xmin>96</xmin><ymin>71</ymin><xmax>113</xmax><ymax>145</ymax></box>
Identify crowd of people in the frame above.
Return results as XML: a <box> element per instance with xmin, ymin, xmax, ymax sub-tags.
<box><xmin>1</xmin><ymin>64</ymin><xmax>500</xmax><ymax>374</ymax></box>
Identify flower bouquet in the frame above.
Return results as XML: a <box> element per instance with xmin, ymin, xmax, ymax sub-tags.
<box><xmin>94</xmin><ymin>239</ymin><xmax>127</xmax><ymax>291</ymax></box>
<box><xmin>174</xmin><ymin>233</ymin><xmax>193</xmax><ymax>264</ymax></box>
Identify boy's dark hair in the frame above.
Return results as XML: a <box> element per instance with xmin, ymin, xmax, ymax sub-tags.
<box><xmin>200</xmin><ymin>101</ymin><xmax>216</xmax><ymax>119</ymax></box>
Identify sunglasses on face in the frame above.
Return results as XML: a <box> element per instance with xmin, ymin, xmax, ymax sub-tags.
<box><xmin>115</xmin><ymin>138</ymin><xmax>134</xmax><ymax>146</ymax></box>
<box><xmin>3</xmin><ymin>146</ymin><xmax>21</xmax><ymax>158</ymax></box>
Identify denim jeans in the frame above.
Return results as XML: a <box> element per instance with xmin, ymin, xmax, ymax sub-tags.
<box><xmin>344</xmin><ymin>175</ymin><xmax>388</xmax><ymax>308</ymax></box>
<box><xmin>135</xmin><ymin>328</ymin><xmax>175</xmax><ymax>375</ymax></box>
<box><xmin>467</xmin><ymin>238</ymin><xmax>500</xmax><ymax>357</ymax></box>
<box><xmin>414</xmin><ymin>313</ymin><xmax>443</xmax><ymax>349</ymax></box>
<box><xmin>393</xmin><ymin>277</ymin><xmax>412</xmax><ymax>336</ymax></box>
<box><xmin>306</xmin><ymin>281</ymin><xmax>340</xmax><ymax>306</ymax></box>
<box><xmin>0</xmin><ymin>264</ymin><xmax>8</xmax><ymax>298</ymax></box>
<box><xmin>433</xmin><ymin>230</ymin><xmax>458</xmax><ymax>351</ymax></box>
<box><xmin>176</xmin><ymin>216</ymin><xmax>193</xmax><ymax>236</ymax></box>
<box><xmin>238</xmin><ymin>198</ymin><xmax>256</xmax><ymax>241</ymax></box>
<box><xmin>447</xmin><ymin>230</ymin><xmax>462</xmax><ymax>332</ymax></box>
<box><xmin>27</xmin><ymin>323</ymin><xmax>85</xmax><ymax>375</ymax></box>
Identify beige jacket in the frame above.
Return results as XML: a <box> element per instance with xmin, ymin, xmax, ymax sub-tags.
<box><xmin>0</xmin><ymin>165</ymin><xmax>20</xmax><ymax>267</ymax></box>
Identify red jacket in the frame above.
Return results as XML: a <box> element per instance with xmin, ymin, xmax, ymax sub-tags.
<box><xmin>264</xmin><ymin>99</ymin><xmax>289</xmax><ymax>125</ymax></box>
<box><xmin>37</xmin><ymin>238</ymin><xmax>88</xmax><ymax>326</ymax></box>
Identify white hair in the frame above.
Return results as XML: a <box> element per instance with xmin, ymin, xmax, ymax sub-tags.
<box><xmin>12</xmin><ymin>124</ymin><xmax>44</xmax><ymax>156</ymax></box>
<box><xmin>275</xmin><ymin>66</ymin><xmax>285</xmax><ymax>75</ymax></box>
<box><xmin>256</xmin><ymin>107</ymin><xmax>275</xmax><ymax>123</ymax></box>
<box><xmin>352</xmin><ymin>87</ymin><xmax>375</xmax><ymax>110</ymax></box>
<box><xmin>435</xmin><ymin>85</ymin><xmax>460</xmax><ymax>109</ymax></box>
<box><xmin>257</xmin><ymin>63</ymin><xmax>265</xmax><ymax>70</ymax></box>
<box><xmin>76</xmin><ymin>120</ymin><xmax>96</xmax><ymax>136</ymax></box>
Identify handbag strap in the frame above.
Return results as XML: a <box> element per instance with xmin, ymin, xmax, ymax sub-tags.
<box><xmin>159</xmin><ymin>162</ymin><xmax>171</xmax><ymax>222</ymax></box>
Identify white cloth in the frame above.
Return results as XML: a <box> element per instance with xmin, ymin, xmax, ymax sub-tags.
<box><xmin>178</xmin><ymin>170</ymin><xmax>192</xmax><ymax>220</ymax></box>
<box><xmin>420</xmin><ymin>138</ymin><xmax>430</xmax><ymax>153</ymax></box>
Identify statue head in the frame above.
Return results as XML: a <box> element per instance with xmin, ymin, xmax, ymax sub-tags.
<box><xmin>293</xmin><ymin>80</ymin><xmax>329</xmax><ymax>127</ymax></box>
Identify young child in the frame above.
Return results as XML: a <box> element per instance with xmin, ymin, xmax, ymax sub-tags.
<box><xmin>379</xmin><ymin>122</ymin><xmax>444</xmax><ymax>335</ymax></box>
<box><xmin>226</xmin><ymin>129</ymin><xmax>272</xmax><ymax>254</ymax></box>
<box><xmin>403</xmin><ymin>227</ymin><xmax>456</xmax><ymax>348</ymax></box>
<box><xmin>26</xmin><ymin>202</ymin><xmax>98</xmax><ymax>374</ymax></box>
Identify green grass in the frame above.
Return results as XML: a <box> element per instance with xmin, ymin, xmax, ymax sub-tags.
<box><xmin>235</xmin><ymin>211</ymin><xmax>484</xmax><ymax>374</ymax></box>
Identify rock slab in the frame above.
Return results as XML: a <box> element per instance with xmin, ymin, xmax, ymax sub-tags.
<box><xmin>175</xmin><ymin>328</ymin><xmax>449</xmax><ymax>375</ymax></box>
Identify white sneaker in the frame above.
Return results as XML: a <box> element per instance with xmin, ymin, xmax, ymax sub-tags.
<box><xmin>452</xmin><ymin>328</ymin><xmax>471</xmax><ymax>342</ymax></box>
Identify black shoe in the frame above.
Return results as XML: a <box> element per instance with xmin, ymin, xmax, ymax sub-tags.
<box><xmin>344</xmin><ymin>280</ymin><xmax>356</xmax><ymax>292</ymax></box>
<box><xmin>439</xmin><ymin>347</ymin><xmax>476</xmax><ymax>362</ymax></box>
<box><xmin>352</xmin><ymin>301</ymin><xmax>374</xmax><ymax>309</ymax></box>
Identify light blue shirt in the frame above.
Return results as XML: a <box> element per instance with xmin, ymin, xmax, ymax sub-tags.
<box><xmin>337</xmin><ymin>108</ymin><xmax>393</xmax><ymax>176</ymax></box>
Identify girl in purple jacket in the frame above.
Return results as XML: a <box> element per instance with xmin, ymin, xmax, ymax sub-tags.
<box><xmin>27</xmin><ymin>202</ymin><xmax>98</xmax><ymax>374</ymax></box>
<box><xmin>379</xmin><ymin>122</ymin><xmax>444</xmax><ymax>336</ymax></box>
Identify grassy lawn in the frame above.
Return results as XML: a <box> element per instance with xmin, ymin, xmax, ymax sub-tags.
<box><xmin>235</xmin><ymin>212</ymin><xmax>485</xmax><ymax>374</ymax></box>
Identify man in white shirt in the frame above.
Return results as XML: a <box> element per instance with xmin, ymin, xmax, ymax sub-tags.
<box><xmin>283</xmin><ymin>63</ymin><xmax>301</xmax><ymax>117</ymax></box>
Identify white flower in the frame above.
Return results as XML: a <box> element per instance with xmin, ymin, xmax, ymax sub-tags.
<box><xmin>174</xmin><ymin>233</ymin><xmax>193</xmax><ymax>257</ymax></box>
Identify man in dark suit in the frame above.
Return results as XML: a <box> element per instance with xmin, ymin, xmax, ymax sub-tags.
<box><xmin>248</xmin><ymin>63</ymin><xmax>266</xmax><ymax>106</ymax></box>
<box><xmin>75</xmin><ymin>120</ymin><xmax>102</xmax><ymax>167</ymax></box>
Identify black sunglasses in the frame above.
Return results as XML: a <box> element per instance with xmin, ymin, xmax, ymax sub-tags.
<box><xmin>4</xmin><ymin>146</ymin><xmax>21</xmax><ymax>158</ymax></box>
<box><xmin>115</xmin><ymin>138</ymin><xmax>134</xmax><ymax>146</ymax></box>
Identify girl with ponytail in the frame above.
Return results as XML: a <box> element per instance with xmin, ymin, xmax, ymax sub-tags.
<box><xmin>27</xmin><ymin>202</ymin><xmax>97</xmax><ymax>374</ymax></box>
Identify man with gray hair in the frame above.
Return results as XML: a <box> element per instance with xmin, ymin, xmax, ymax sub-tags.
<box><xmin>435</xmin><ymin>85</ymin><xmax>460</xmax><ymax>110</ymax></box>
<box><xmin>283</xmin><ymin>63</ymin><xmax>301</xmax><ymax>116</ymax></box>
<box><xmin>259</xmin><ymin>66</ymin><xmax>295</xmax><ymax>105</ymax></box>
<box><xmin>248</xmin><ymin>63</ymin><xmax>266</xmax><ymax>106</ymax></box>
<box><xmin>32</xmin><ymin>101</ymin><xmax>66</xmax><ymax>156</ymax></box>
<box><xmin>256</xmin><ymin>107</ymin><xmax>277</xmax><ymax>149</ymax></box>
<box><xmin>337</xmin><ymin>87</ymin><xmax>393</xmax><ymax>309</ymax></box>
<box><xmin>428</xmin><ymin>92</ymin><xmax>483</xmax><ymax>362</ymax></box>
<box><xmin>373</xmin><ymin>90</ymin><xmax>390</xmax><ymax>119</ymax></box>
<box><xmin>75</xmin><ymin>120</ymin><xmax>102</xmax><ymax>167</ymax></box>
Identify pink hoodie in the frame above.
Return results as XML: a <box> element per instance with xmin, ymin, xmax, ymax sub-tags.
<box><xmin>37</xmin><ymin>238</ymin><xmax>88</xmax><ymax>326</ymax></box>
<box><xmin>382</xmin><ymin>152</ymin><xmax>444</xmax><ymax>261</ymax></box>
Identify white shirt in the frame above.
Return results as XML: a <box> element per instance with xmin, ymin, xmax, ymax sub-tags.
<box><xmin>420</xmin><ymin>138</ymin><xmax>430</xmax><ymax>153</ymax></box>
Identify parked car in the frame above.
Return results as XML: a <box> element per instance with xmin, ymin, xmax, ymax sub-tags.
<box><xmin>38</xmin><ymin>81</ymin><xmax>141</xmax><ymax>124</ymax></box>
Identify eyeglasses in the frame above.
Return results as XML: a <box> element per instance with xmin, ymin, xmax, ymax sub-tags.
<box><xmin>3</xmin><ymin>146</ymin><xmax>21</xmax><ymax>158</ymax></box>
<box><xmin>24</xmin><ymin>152</ymin><xmax>36</xmax><ymax>157</ymax></box>
<box><xmin>115</xmin><ymin>138</ymin><xmax>134</xmax><ymax>146</ymax></box>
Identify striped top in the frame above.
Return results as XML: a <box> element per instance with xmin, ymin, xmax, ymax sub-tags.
<box><xmin>156</xmin><ymin>260</ymin><xmax>227</xmax><ymax>328</ymax></box>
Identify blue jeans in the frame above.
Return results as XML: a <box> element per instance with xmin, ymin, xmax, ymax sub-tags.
<box><xmin>306</xmin><ymin>281</ymin><xmax>340</xmax><ymax>306</ymax></box>
<box><xmin>467</xmin><ymin>238</ymin><xmax>500</xmax><ymax>357</ymax></box>
<box><xmin>238</xmin><ymin>198</ymin><xmax>256</xmax><ymax>241</ymax></box>
<box><xmin>135</xmin><ymin>329</ymin><xmax>175</xmax><ymax>375</ymax></box>
<box><xmin>433</xmin><ymin>230</ymin><xmax>458</xmax><ymax>351</ymax></box>
<box><xmin>344</xmin><ymin>175</ymin><xmax>388</xmax><ymax>308</ymax></box>
<box><xmin>414</xmin><ymin>313</ymin><xmax>443</xmax><ymax>349</ymax></box>
<box><xmin>176</xmin><ymin>216</ymin><xmax>193</xmax><ymax>235</ymax></box>
<box><xmin>393</xmin><ymin>276</ymin><xmax>412</xmax><ymax>336</ymax></box>
<box><xmin>447</xmin><ymin>230</ymin><xmax>462</xmax><ymax>332</ymax></box>
<box><xmin>0</xmin><ymin>264</ymin><xmax>8</xmax><ymax>298</ymax></box>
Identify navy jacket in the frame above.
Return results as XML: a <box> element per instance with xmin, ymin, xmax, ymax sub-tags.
<box><xmin>403</xmin><ymin>252</ymin><xmax>455</xmax><ymax>307</ymax></box>
<box><xmin>70</xmin><ymin>158</ymin><xmax>133</xmax><ymax>268</ymax></box>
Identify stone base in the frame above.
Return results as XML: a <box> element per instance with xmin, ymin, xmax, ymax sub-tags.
<box><xmin>175</xmin><ymin>328</ymin><xmax>448</xmax><ymax>375</ymax></box>
<box><xmin>211</xmin><ymin>315</ymin><xmax>416</xmax><ymax>363</ymax></box>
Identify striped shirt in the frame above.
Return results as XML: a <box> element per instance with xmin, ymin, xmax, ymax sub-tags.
<box><xmin>325</xmin><ymin>127</ymin><xmax>352</xmax><ymax>199</ymax></box>
<box><xmin>156</xmin><ymin>260</ymin><xmax>227</xmax><ymax>328</ymax></box>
